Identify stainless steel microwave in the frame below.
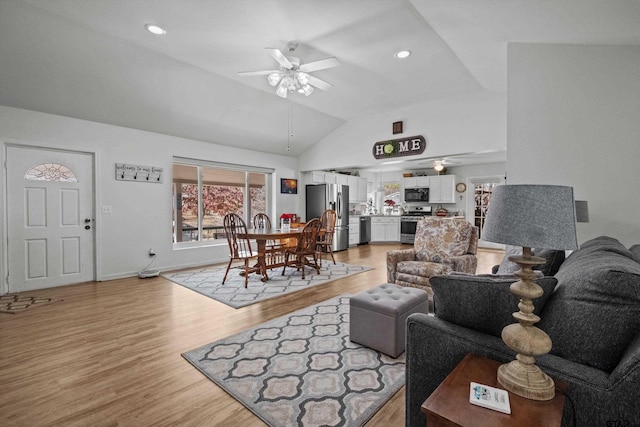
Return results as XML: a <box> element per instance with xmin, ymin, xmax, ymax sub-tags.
<box><xmin>404</xmin><ymin>187</ymin><xmax>429</xmax><ymax>202</ymax></box>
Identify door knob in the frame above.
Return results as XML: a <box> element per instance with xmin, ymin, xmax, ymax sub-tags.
<box><xmin>85</xmin><ymin>225</ymin><xmax>91</xmax><ymax>230</ymax></box>
<box><xmin>84</xmin><ymin>218</ymin><xmax>92</xmax><ymax>223</ymax></box>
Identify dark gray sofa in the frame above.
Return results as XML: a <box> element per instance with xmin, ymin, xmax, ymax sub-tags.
<box><xmin>406</xmin><ymin>236</ymin><xmax>640</xmax><ymax>426</ymax></box>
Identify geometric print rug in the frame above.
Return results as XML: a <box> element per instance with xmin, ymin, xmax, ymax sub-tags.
<box><xmin>0</xmin><ymin>294</ymin><xmax>60</xmax><ymax>314</ymax></box>
<box><xmin>163</xmin><ymin>262</ymin><xmax>373</xmax><ymax>309</ymax></box>
<box><xmin>182</xmin><ymin>296</ymin><xmax>405</xmax><ymax>427</ymax></box>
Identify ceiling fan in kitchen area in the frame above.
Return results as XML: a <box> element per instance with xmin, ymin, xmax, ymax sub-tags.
<box><xmin>412</xmin><ymin>152</ymin><xmax>502</xmax><ymax>171</ymax></box>
<box><xmin>417</xmin><ymin>157</ymin><xmax>462</xmax><ymax>172</ymax></box>
<box><xmin>238</xmin><ymin>44</ymin><xmax>340</xmax><ymax>98</ymax></box>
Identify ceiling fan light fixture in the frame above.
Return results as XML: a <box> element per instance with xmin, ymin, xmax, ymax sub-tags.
<box><xmin>145</xmin><ymin>24</ymin><xmax>166</xmax><ymax>35</ymax></box>
<box><xmin>434</xmin><ymin>162</ymin><xmax>445</xmax><ymax>172</ymax></box>
<box><xmin>240</xmin><ymin>46</ymin><xmax>339</xmax><ymax>98</ymax></box>
<box><xmin>300</xmin><ymin>84</ymin><xmax>314</xmax><ymax>96</ymax></box>
<box><xmin>276</xmin><ymin>79</ymin><xmax>288</xmax><ymax>98</ymax></box>
<box><xmin>297</xmin><ymin>72</ymin><xmax>310</xmax><ymax>85</ymax></box>
<box><xmin>268</xmin><ymin>72</ymin><xmax>282</xmax><ymax>87</ymax></box>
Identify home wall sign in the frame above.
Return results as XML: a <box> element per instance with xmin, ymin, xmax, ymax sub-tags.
<box><xmin>372</xmin><ymin>135</ymin><xmax>426</xmax><ymax>160</ymax></box>
<box><xmin>115</xmin><ymin>163</ymin><xmax>163</xmax><ymax>183</ymax></box>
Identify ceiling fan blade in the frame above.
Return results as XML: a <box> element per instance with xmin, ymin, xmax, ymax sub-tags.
<box><xmin>266</xmin><ymin>48</ymin><xmax>292</xmax><ymax>69</ymax></box>
<box><xmin>307</xmin><ymin>75</ymin><xmax>333</xmax><ymax>91</ymax></box>
<box><xmin>238</xmin><ymin>70</ymin><xmax>279</xmax><ymax>76</ymax></box>
<box><xmin>299</xmin><ymin>57</ymin><xmax>340</xmax><ymax>73</ymax></box>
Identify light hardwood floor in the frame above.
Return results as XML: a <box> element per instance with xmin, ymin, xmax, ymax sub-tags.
<box><xmin>0</xmin><ymin>244</ymin><xmax>503</xmax><ymax>427</ymax></box>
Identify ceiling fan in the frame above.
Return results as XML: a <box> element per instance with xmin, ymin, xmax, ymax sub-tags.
<box><xmin>412</xmin><ymin>156</ymin><xmax>464</xmax><ymax>172</ymax></box>
<box><xmin>238</xmin><ymin>44</ymin><xmax>340</xmax><ymax>98</ymax></box>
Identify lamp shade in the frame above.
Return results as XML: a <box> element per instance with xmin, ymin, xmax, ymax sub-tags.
<box><xmin>482</xmin><ymin>184</ymin><xmax>578</xmax><ymax>250</ymax></box>
<box><xmin>575</xmin><ymin>200</ymin><xmax>590</xmax><ymax>223</ymax></box>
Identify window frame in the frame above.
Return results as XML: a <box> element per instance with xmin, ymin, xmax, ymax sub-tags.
<box><xmin>172</xmin><ymin>157</ymin><xmax>274</xmax><ymax>248</ymax></box>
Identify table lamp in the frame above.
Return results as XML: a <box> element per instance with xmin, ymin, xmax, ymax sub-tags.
<box><xmin>482</xmin><ymin>184</ymin><xmax>578</xmax><ymax>400</ymax></box>
<box><xmin>575</xmin><ymin>200</ymin><xmax>589</xmax><ymax>223</ymax></box>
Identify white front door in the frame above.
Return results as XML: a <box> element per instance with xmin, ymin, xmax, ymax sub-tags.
<box><xmin>6</xmin><ymin>146</ymin><xmax>95</xmax><ymax>292</ymax></box>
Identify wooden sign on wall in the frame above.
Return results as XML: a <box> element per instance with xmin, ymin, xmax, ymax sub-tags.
<box><xmin>372</xmin><ymin>135</ymin><xmax>426</xmax><ymax>160</ymax></box>
<box><xmin>115</xmin><ymin>163</ymin><xmax>163</xmax><ymax>183</ymax></box>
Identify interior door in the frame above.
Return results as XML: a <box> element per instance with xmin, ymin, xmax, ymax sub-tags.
<box><xmin>6</xmin><ymin>146</ymin><xmax>95</xmax><ymax>292</ymax></box>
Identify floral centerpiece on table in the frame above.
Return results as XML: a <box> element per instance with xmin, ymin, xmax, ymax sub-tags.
<box><xmin>280</xmin><ymin>213</ymin><xmax>294</xmax><ymax>231</ymax></box>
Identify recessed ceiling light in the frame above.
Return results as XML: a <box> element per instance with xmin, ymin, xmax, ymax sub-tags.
<box><xmin>395</xmin><ymin>50</ymin><xmax>411</xmax><ymax>59</ymax></box>
<box><xmin>145</xmin><ymin>24</ymin><xmax>166</xmax><ymax>35</ymax></box>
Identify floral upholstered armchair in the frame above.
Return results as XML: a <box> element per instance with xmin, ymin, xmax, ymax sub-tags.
<box><xmin>387</xmin><ymin>217</ymin><xmax>478</xmax><ymax>299</ymax></box>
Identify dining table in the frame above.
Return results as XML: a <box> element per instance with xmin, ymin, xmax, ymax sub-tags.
<box><xmin>240</xmin><ymin>227</ymin><xmax>304</xmax><ymax>282</ymax></box>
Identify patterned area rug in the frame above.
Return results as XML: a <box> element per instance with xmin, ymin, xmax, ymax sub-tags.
<box><xmin>163</xmin><ymin>262</ymin><xmax>373</xmax><ymax>308</ymax></box>
<box><xmin>0</xmin><ymin>294</ymin><xmax>59</xmax><ymax>314</ymax></box>
<box><xmin>182</xmin><ymin>296</ymin><xmax>405</xmax><ymax>427</ymax></box>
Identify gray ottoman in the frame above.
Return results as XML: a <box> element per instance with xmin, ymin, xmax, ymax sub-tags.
<box><xmin>349</xmin><ymin>283</ymin><xmax>429</xmax><ymax>357</ymax></box>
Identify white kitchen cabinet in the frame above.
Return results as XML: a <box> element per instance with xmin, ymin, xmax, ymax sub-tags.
<box><xmin>357</xmin><ymin>177</ymin><xmax>368</xmax><ymax>202</ymax></box>
<box><xmin>429</xmin><ymin>175</ymin><xmax>456</xmax><ymax>204</ymax></box>
<box><xmin>346</xmin><ymin>175</ymin><xmax>368</xmax><ymax>203</ymax></box>
<box><xmin>349</xmin><ymin>217</ymin><xmax>360</xmax><ymax>246</ymax></box>
<box><xmin>309</xmin><ymin>170</ymin><xmax>337</xmax><ymax>184</ymax></box>
<box><xmin>324</xmin><ymin>172</ymin><xmax>338</xmax><ymax>184</ymax></box>
<box><xmin>371</xmin><ymin>217</ymin><xmax>400</xmax><ymax>242</ymax></box>
<box><xmin>309</xmin><ymin>171</ymin><xmax>352</xmax><ymax>186</ymax></box>
<box><xmin>347</xmin><ymin>175</ymin><xmax>358</xmax><ymax>202</ymax></box>
<box><xmin>309</xmin><ymin>172</ymin><xmax>367</xmax><ymax>203</ymax></box>
<box><xmin>403</xmin><ymin>177</ymin><xmax>417</xmax><ymax>188</ymax></box>
<box><xmin>334</xmin><ymin>173</ymin><xmax>347</xmax><ymax>186</ymax></box>
<box><xmin>403</xmin><ymin>176</ymin><xmax>429</xmax><ymax>189</ymax></box>
<box><xmin>310</xmin><ymin>171</ymin><xmax>326</xmax><ymax>183</ymax></box>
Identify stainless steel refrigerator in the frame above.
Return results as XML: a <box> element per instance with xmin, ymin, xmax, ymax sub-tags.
<box><xmin>305</xmin><ymin>184</ymin><xmax>349</xmax><ymax>251</ymax></box>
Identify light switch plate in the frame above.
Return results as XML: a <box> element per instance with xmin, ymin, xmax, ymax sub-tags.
<box><xmin>102</xmin><ymin>205</ymin><xmax>113</xmax><ymax>214</ymax></box>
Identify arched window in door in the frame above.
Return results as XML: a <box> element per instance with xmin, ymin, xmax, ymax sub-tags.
<box><xmin>24</xmin><ymin>163</ymin><xmax>78</xmax><ymax>182</ymax></box>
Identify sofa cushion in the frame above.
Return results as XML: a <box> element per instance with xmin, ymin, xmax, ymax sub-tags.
<box><xmin>629</xmin><ymin>244</ymin><xmax>640</xmax><ymax>263</ymax></box>
<box><xmin>430</xmin><ymin>274</ymin><xmax>557</xmax><ymax>338</ymax></box>
<box><xmin>496</xmin><ymin>245</ymin><xmax>565</xmax><ymax>276</ymax></box>
<box><xmin>539</xmin><ymin>236</ymin><xmax>640</xmax><ymax>373</ymax></box>
<box><xmin>396</xmin><ymin>262</ymin><xmax>451</xmax><ymax>285</ymax></box>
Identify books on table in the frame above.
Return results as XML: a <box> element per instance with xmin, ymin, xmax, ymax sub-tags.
<box><xmin>469</xmin><ymin>382</ymin><xmax>511</xmax><ymax>414</ymax></box>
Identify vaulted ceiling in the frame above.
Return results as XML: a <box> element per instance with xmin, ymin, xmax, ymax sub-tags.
<box><xmin>1</xmin><ymin>0</ymin><xmax>639</xmax><ymax>159</ymax></box>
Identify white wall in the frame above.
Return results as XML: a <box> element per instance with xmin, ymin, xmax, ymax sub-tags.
<box><xmin>507</xmin><ymin>44</ymin><xmax>640</xmax><ymax>246</ymax></box>
<box><xmin>298</xmin><ymin>90</ymin><xmax>507</xmax><ymax>172</ymax></box>
<box><xmin>0</xmin><ymin>106</ymin><xmax>300</xmax><ymax>288</ymax></box>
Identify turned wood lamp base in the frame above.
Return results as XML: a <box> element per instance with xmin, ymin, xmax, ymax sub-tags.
<box><xmin>497</xmin><ymin>248</ymin><xmax>555</xmax><ymax>401</ymax></box>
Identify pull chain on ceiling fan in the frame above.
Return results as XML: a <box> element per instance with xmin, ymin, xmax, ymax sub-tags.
<box><xmin>238</xmin><ymin>44</ymin><xmax>340</xmax><ymax>98</ymax></box>
<box><xmin>287</xmin><ymin>101</ymin><xmax>293</xmax><ymax>152</ymax></box>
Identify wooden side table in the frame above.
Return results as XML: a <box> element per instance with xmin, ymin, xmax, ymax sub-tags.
<box><xmin>421</xmin><ymin>354</ymin><xmax>566</xmax><ymax>427</ymax></box>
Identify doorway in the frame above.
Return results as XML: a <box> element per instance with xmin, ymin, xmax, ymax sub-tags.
<box><xmin>466</xmin><ymin>176</ymin><xmax>504</xmax><ymax>249</ymax></box>
<box><xmin>5</xmin><ymin>145</ymin><xmax>95</xmax><ymax>292</ymax></box>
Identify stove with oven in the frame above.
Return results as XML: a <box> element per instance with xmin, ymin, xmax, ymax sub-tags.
<box><xmin>400</xmin><ymin>205</ymin><xmax>432</xmax><ymax>244</ymax></box>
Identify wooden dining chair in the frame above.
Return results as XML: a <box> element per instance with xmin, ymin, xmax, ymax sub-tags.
<box><xmin>282</xmin><ymin>218</ymin><xmax>322</xmax><ymax>279</ymax></box>
<box><xmin>316</xmin><ymin>209</ymin><xmax>337</xmax><ymax>266</ymax></box>
<box><xmin>222</xmin><ymin>213</ymin><xmax>259</xmax><ymax>288</ymax></box>
<box><xmin>253</xmin><ymin>212</ymin><xmax>287</xmax><ymax>267</ymax></box>
<box><xmin>253</xmin><ymin>212</ymin><xmax>271</xmax><ymax>230</ymax></box>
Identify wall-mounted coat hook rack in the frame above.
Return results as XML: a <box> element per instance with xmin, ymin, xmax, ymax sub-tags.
<box><xmin>115</xmin><ymin>163</ymin><xmax>163</xmax><ymax>183</ymax></box>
